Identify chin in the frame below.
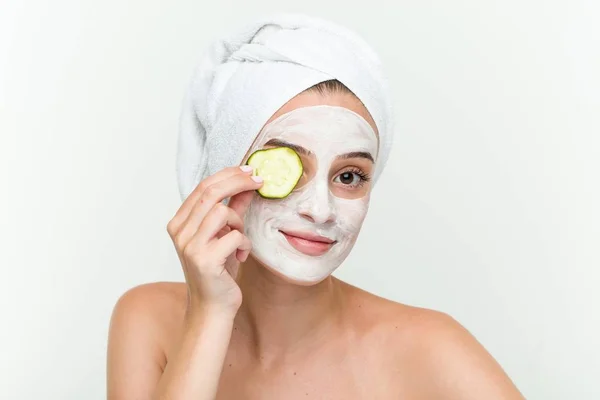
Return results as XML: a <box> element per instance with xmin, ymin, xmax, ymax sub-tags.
<box><xmin>251</xmin><ymin>251</ymin><xmax>340</xmax><ymax>286</ymax></box>
<box><xmin>266</xmin><ymin>264</ymin><xmax>332</xmax><ymax>286</ymax></box>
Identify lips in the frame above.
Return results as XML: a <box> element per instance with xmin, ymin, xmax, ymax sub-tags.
<box><xmin>278</xmin><ymin>230</ymin><xmax>336</xmax><ymax>256</ymax></box>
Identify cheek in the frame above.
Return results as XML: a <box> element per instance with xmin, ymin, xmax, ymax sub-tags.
<box><xmin>333</xmin><ymin>196</ymin><xmax>370</xmax><ymax>234</ymax></box>
<box><xmin>246</xmin><ymin>194</ymin><xmax>297</xmax><ymax>225</ymax></box>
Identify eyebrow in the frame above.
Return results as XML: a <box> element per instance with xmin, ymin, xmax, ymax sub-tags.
<box><xmin>263</xmin><ymin>138</ymin><xmax>374</xmax><ymax>163</ymax></box>
<box><xmin>264</xmin><ymin>139</ymin><xmax>311</xmax><ymax>156</ymax></box>
<box><xmin>338</xmin><ymin>151</ymin><xmax>374</xmax><ymax>163</ymax></box>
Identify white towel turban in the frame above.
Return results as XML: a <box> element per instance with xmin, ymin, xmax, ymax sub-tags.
<box><xmin>176</xmin><ymin>13</ymin><xmax>395</xmax><ymax>202</ymax></box>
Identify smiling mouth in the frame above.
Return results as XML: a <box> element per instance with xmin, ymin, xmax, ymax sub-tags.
<box><xmin>278</xmin><ymin>230</ymin><xmax>337</xmax><ymax>256</ymax></box>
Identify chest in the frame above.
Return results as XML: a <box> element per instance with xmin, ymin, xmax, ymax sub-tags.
<box><xmin>215</xmin><ymin>348</ymin><xmax>401</xmax><ymax>400</ymax></box>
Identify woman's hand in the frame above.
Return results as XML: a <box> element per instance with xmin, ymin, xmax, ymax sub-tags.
<box><xmin>166</xmin><ymin>165</ymin><xmax>263</xmax><ymax>316</ymax></box>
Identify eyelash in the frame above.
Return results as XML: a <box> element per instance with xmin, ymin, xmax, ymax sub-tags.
<box><xmin>334</xmin><ymin>167</ymin><xmax>371</xmax><ymax>188</ymax></box>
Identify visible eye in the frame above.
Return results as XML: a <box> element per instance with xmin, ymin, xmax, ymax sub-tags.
<box><xmin>333</xmin><ymin>168</ymin><xmax>371</xmax><ymax>188</ymax></box>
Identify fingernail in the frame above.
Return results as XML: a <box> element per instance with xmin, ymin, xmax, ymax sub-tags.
<box><xmin>251</xmin><ymin>175</ymin><xmax>263</xmax><ymax>183</ymax></box>
<box><xmin>240</xmin><ymin>165</ymin><xmax>253</xmax><ymax>172</ymax></box>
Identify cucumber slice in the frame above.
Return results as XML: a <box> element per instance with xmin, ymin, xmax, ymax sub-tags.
<box><xmin>246</xmin><ymin>147</ymin><xmax>303</xmax><ymax>199</ymax></box>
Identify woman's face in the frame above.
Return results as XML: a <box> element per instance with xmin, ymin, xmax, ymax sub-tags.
<box><xmin>242</xmin><ymin>91</ymin><xmax>379</xmax><ymax>285</ymax></box>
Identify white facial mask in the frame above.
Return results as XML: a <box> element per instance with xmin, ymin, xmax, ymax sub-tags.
<box><xmin>243</xmin><ymin>105</ymin><xmax>378</xmax><ymax>284</ymax></box>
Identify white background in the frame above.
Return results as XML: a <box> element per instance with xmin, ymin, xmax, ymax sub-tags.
<box><xmin>1</xmin><ymin>0</ymin><xmax>599</xmax><ymax>399</ymax></box>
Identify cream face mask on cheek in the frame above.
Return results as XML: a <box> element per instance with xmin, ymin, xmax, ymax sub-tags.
<box><xmin>243</xmin><ymin>105</ymin><xmax>378</xmax><ymax>284</ymax></box>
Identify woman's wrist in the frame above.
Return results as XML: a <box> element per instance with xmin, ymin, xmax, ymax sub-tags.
<box><xmin>184</xmin><ymin>302</ymin><xmax>237</xmax><ymax>332</ymax></box>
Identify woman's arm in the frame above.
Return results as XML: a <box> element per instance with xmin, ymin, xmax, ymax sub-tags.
<box><xmin>106</xmin><ymin>284</ymin><xmax>169</xmax><ymax>400</ymax></box>
<box><xmin>152</xmin><ymin>306</ymin><xmax>235</xmax><ymax>400</ymax></box>
<box><xmin>106</xmin><ymin>284</ymin><xmax>236</xmax><ymax>400</ymax></box>
<box><xmin>106</xmin><ymin>166</ymin><xmax>261</xmax><ymax>399</ymax></box>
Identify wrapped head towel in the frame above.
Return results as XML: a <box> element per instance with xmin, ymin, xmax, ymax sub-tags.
<box><xmin>176</xmin><ymin>12</ymin><xmax>395</xmax><ymax>202</ymax></box>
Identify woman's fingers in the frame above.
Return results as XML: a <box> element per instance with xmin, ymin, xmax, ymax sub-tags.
<box><xmin>215</xmin><ymin>225</ymin><xmax>231</xmax><ymax>240</ymax></box>
<box><xmin>213</xmin><ymin>229</ymin><xmax>252</xmax><ymax>263</ymax></box>
<box><xmin>195</xmin><ymin>203</ymin><xmax>244</xmax><ymax>243</ymax></box>
<box><xmin>228</xmin><ymin>189</ymin><xmax>256</xmax><ymax>219</ymax></box>
<box><xmin>167</xmin><ymin>166</ymin><xmax>256</xmax><ymax>236</ymax></box>
<box><xmin>178</xmin><ymin>173</ymin><xmax>260</xmax><ymax>243</ymax></box>
<box><xmin>185</xmin><ymin>166</ymin><xmax>250</xmax><ymax>209</ymax></box>
<box><xmin>169</xmin><ymin>169</ymin><xmax>262</xmax><ymax>248</ymax></box>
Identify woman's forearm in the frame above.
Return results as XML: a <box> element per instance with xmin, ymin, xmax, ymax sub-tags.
<box><xmin>153</xmin><ymin>309</ymin><xmax>235</xmax><ymax>400</ymax></box>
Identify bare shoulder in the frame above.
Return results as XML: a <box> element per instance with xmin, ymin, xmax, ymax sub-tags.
<box><xmin>117</xmin><ymin>281</ymin><xmax>187</xmax><ymax>312</ymax></box>
<box><xmin>109</xmin><ymin>281</ymin><xmax>188</xmax><ymax>347</ymax></box>
<box><xmin>107</xmin><ymin>282</ymin><xmax>187</xmax><ymax>398</ymax></box>
<box><xmin>339</xmin><ymin>281</ymin><xmax>525</xmax><ymax>399</ymax></box>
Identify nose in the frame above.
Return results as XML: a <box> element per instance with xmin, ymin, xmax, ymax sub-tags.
<box><xmin>297</xmin><ymin>180</ymin><xmax>336</xmax><ymax>224</ymax></box>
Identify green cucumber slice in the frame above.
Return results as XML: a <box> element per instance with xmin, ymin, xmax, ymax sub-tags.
<box><xmin>246</xmin><ymin>147</ymin><xmax>303</xmax><ymax>199</ymax></box>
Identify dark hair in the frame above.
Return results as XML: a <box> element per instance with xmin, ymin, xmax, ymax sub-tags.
<box><xmin>305</xmin><ymin>79</ymin><xmax>357</xmax><ymax>97</ymax></box>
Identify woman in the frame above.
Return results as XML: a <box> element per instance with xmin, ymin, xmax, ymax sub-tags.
<box><xmin>107</xmin><ymin>14</ymin><xmax>525</xmax><ymax>399</ymax></box>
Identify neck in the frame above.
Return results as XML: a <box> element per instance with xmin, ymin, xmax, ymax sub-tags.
<box><xmin>233</xmin><ymin>256</ymin><xmax>344</xmax><ymax>363</ymax></box>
